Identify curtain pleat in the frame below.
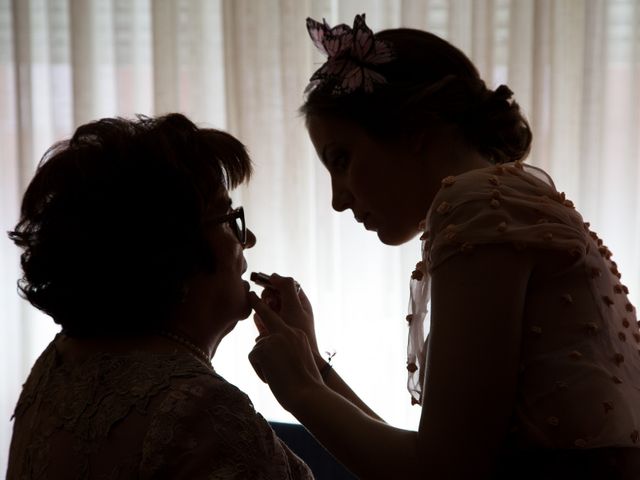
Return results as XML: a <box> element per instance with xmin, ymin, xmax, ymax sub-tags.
<box><xmin>578</xmin><ymin>0</ymin><xmax>607</xmax><ymax>222</ymax></box>
<box><xmin>152</xmin><ymin>0</ymin><xmax>180</xmax><ymax>115</ymax></box>
<box><xmin>548</xmin><ymin>0</ymin><xmax>585</xmax><ymax>198</ymax></box>
<box><xmin>597</xmin><ymin>0</ymin><xmax>640</xmax><ymax>295</ymax></box>
<box><xmin>11</xmin><ymin>0</ymin><xmax>35</xmax><ymax>186</ymax></box>
<box><xmin>113</xmin><ymin>0</ymin><xmax>152</xmax><ymax>116</ymax></box>
<box><xmin>470</xmin><ymin>0</ymin><xmax>495</xmax><ymax>82</ymax></box>
<box><xmin>1</xmin><ymin>1</ymin><xmax>21</xmax><ymax>470</ymax></box>
<box><xmin>506</xmin><ymin>0</ymin><xmax>534</xmax><ymax>116</ymax></box>
<box><xmin>448</xmin><ymin>0</ymin><xmax>473</xmax><ymax>53</ymax></box>
<box><xmin>530</xmin><ymin>0</ymin><xmax>551</xmax><ymax>171</ymax></box>
<box><xmin>70</xmin><ymin>0</ymin><xmax>116</xmax><ymax>125</ymax></box>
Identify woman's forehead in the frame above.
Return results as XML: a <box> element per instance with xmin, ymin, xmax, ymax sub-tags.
<box><xmin>309</xmin><ymin>115</ymin><xmax>351</xmax><ymax>134</ymax></box>
<box><xmin>207</xmin><ymin>191</ymin><xmax>233</xmax><ymax>215</ymax></box>
<box><xmin>308</xmin><ymin>115</ymin><xmax>364</xmax><ymax>146</ymax></box>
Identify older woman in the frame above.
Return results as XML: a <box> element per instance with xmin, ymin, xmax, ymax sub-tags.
<box><xmin>6</xmin><ymin>113</ymin><xmax>313</xmax><ymax>479</ymax></box>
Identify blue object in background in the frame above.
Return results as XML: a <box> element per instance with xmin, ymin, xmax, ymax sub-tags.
<box><xmin>270</xmin><ymin>422</ymin><xmax>357</xmax><ymax>479</ymax></box>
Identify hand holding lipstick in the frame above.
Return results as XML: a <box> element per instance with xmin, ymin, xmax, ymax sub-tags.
<box><xmin>249</xmin><ymin>271</ymin><xmax>319</xmax><ymax>355</ymax></box>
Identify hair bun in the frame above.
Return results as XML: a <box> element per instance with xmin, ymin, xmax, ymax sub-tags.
<box><xmin>462</xmin><ymin>82</ymin><xmax>531</xmax><ymax>163</ymax></box>
<box><xmin>493</xmin><ymin>84</ymin><xmax>514</xmax><ymax>102</ymax></box>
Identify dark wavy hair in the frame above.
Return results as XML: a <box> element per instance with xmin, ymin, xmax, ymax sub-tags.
<box><xmin>301</xmin><ymin>28</ymin><xmax>532</xmax><ymax>164</ymax></box>
<box><xmin>8</xmin><ymin>113</ymin><xmax>252</xmax><ymax>337</ymax></box>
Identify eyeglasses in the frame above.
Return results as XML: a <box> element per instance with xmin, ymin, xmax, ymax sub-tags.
<box><xmin>208</xmin><ymin>206</ymin><xmax>247</xmax><ymax>246</ymax></box>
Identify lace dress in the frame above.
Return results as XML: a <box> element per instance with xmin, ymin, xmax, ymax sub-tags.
<box><xmin>7</xmin><ymin>335</ymin><xmax>313</xmax><ymax>480</ymax></box>
<box><xmin>406</xmin><ymin>162</ymin><xmax>640</xmax><ymax>477</ymax></box>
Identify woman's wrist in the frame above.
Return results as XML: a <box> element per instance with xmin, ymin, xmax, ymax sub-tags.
<box><xmin>312</xmin><ymin>352</ymin><xmax>334</xmax><ymax>384</ymax></box>
<box><xmin>308</xmin><ymin>337</ymin><xmax>320</xmax><ymax>357</ymax></box>
<box><xmin>319</xmin><ymin>360</ymin><xmax>333</xmax><ymax>382</ymax></box>
<box><xmin>313</xmin><ymin>352</ymin><xmax>328</xmax><ymax>370</ymax></box>
<box><xmin>286</xmin><ymin>378</ymin><xmax>329</xmax><ymax>416</ymax></box>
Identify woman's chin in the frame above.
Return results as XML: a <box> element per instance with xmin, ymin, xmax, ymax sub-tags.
<box><xmin>377</xmin><ymin>228</ymin><xmax>418</xmax><ymax>246</ymax></box>
<box><xmin>238</xmin><ymin>289</ymin><xmax>253</xmax><ymax>320</ymax></box>
<box><xmin>239</xmin><ymin>304</ymin><xmax>252</xmax><ymax>320</ymax></box>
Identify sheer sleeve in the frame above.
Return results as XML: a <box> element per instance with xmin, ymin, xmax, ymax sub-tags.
<box><xmin>406</xmin><ymin>162</ymin><xmax>590</xmax><ymax>405</ymax></box>
<box><xmin>426</xmin><ymin>162</ymin><xmax>589</xmax><ymax>271</ymax></box>
<box><xmin>140</xmin><ymin>376</ymin><xmax>313</xmax><ymax>479</ymax></box>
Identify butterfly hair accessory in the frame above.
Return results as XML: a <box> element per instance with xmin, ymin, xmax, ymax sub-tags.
<box><xmin>305</xmin><ymin>13</ymin><xmax>395</xmax><ymax>95</ymax></box>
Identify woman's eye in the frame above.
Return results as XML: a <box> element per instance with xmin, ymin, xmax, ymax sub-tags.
<box><xmin>329</xmin><ymin>152</ymin><xmax>349</xmax><ymax>172</ymax></box>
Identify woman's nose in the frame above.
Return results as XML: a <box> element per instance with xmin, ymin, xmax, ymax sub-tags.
<box><xmin>244</xmin><ymin>228</ymin><xmax>256</xmax><ymax>249</ymax></box>
<box><xmin>331</xmin><ymin>186</ymin><xmax>353</xmax><ymax>212</ymax></box>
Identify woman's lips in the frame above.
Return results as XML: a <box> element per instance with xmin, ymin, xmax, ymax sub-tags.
<box><xmin>355</xmin><ymin>212</ymin><xmax>369</xmax><ymax>224</ymax></box>
<box><xmin>361</xmin><ymin>213</ymin><xmax>375</xmax><ymax>230</ymax></box>
<box><xmin>355</xmin><ymin>212</ymin><xmax>376</xmax><ymax>231</ymax></box>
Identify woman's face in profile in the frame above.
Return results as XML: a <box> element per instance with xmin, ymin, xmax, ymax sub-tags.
<box><xmin>307</xmin><ymin>115</ymin><xmax>437</xmax><ymax>246</ymax></box>
<box><xmin>200</xmin><ymin>194</ymin><xmax>256</xmax><ymax>323</ymax></box>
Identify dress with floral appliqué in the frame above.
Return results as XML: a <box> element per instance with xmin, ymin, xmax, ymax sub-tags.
<box><xmin>406</xmin><ymin>162</ymin><xmax>640</xmax><ymax>451</ymax></box>
<box><xmin>7</xmin><ymin>335</ymin><xmax>314</xmax><ymax>480</ymax></box>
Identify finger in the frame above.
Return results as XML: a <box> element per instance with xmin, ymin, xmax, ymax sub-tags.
<box><xmin>261</xmin><ymin>288</ymin><xmax>278</xmax><ymax>301</ymax></box>
<box><xmin>261</xmin><ymin>288</ymin><xmax>281</xmax><ymax>311</ymax></box>
<box><xmin>249</xmin><ymin>335</ymin><xmax>280</xmax><ymax>382</ymax></box>
<box><xmin>248</xmin><ymin>347</ymin><xmax>267</xmax><ymax>383</ymax></box>
<box><xmin>269</xmin><ymin>273</ymin><xmax>303</xmax><ymax>309</ymax></box>
<box><xmin>249</xmin><ymin>292</ymin><xmax>288</xmax><ymax>333</ymax></box>
<box><xmin>254</xmin><ymin>313</ymin><xmax>269</xmax><ymax>336</ymax></box>
<box><xmin>296</xmin><ymin>288</ymin><xmax>312</xmax><ymax>314</ymax></box>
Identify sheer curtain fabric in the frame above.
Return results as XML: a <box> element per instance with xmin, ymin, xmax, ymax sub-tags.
<box><xmin>1</xmin><ymin>0</ymin><xmax>639</xmax><ymax>472</ymax></box>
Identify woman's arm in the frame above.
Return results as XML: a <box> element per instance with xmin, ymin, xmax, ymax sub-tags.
<box><xmin>249</xmin><ymin>246</ymin><xmax>533</xmax><ymax>478</ymax></box>
<box><xmin>288</xmin><ymin>381</ymin><xmax>421</xmax><ymax>478</ymax></box>
<box><xmin>257</xmin><ymin>274</ymin><xmax>385</xmax><ymax>422</ymax></box>
<box><xmin>415</xmin><ymin>245</ymin><xmax>533</xmax><ymax>477</ymax></box>
<box><xmin>248</xmin><ymin>316</ymin><xmax>420</xmax><ymax>478</ymax></box>
<box><xmin>313</xmin><ymin>352</ymin><xmax>385</xmax><ymax>422</ymax></box>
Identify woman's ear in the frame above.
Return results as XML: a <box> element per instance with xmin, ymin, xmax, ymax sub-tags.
<box><xmin>403</xmin><ymin>116</ymin><xmax>451</xmax><ymax>155</ymax></box>
<box><xmin>406</xmin><ymin>127</ymin><xmax>438</xmax><ymax>155</ymax></box>
<box><xmin>414</xmin><ymin>122</ymin><xmax>464</xmax><ymax>155</ymax></box>
<box><xmin>408</xmin><ymin>131</ymin><xmax>428</xmax><ymax>154</ymax></box>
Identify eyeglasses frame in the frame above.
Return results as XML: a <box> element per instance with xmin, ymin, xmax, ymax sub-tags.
<box><xmin>206</xmin><ymin>206</ymin><xmax>247</xmax><ymax>246</ymax></box>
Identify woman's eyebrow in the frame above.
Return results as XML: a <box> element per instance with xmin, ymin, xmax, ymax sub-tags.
<box><xmin>320</xmin><ymin>146</ymin><xmax>328</xmax><ymax>164</ymax></box>
<box><xmin>218</xmin><ymin>197</ymin><xmax>233</xmax><ymax>212</ymax></box>
<box><xmin>209</xmin><ymin>197</ymin><xmax>233</xmax><ymax>217</ymax></box>
<box><xmin>320</xmin><ymin>143</ymin><xmax>336</xmax><ymax>165</ymax></box>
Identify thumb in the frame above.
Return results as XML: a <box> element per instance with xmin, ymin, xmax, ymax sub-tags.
<box><xmin>248</xmin><ymin>342</ymin><xmax>267</xmax><ymax>383</ymax></box>
<box><xmin>249</xmin><ymin>291</ymin><xmax>287</xmax><ymax>333</ymax></box>
<box><xmin>254</xmin><ymin>313</ymin><xmax>269</xmax><ymax>336</ymax></box>
<box><xmin>269</xmin><ymin>274</ymin><xmax>303</xmax><ymax>310</ymax></box>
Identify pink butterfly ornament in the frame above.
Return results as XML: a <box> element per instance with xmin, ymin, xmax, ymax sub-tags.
<box><xmin>305</xmin><ymin>13</ymin><xmax>395</xmax><ymax>95</ymax></box>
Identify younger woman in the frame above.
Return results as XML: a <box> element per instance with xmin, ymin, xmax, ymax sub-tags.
<box><xmin>248</xmin><ymin>14</ymin><xmax>640</xmax><ymax>479</ymax></box>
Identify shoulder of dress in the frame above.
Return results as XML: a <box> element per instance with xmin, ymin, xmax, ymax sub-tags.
<box><xmin>430</xmin><ymin>162</ymin><xmax>561</xmax><ymax>212</ymax></box>
<box><xmin>432</xmin><ymin>165</ymin><xmax>502</xmax><ymax>201</ymax></box>
<box><xmin>13</xmin><ymin>340</ymin><xmax>59</xmax><ymax>418</ymax></box>
<box><xmin>171</xmin><ymin>374</ymin><xmax>256</xmax><ymax>413</ymax></box>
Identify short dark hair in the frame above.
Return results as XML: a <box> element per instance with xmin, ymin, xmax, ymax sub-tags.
<box><xmin>301</xmin><ymin>28</ymin><xmax>532</xmax><ymax>164</ymax></box>
<box><xmin>8</xmin><ymin>113</ymin><xmax>252</xmax><ymax>337</ymax></box>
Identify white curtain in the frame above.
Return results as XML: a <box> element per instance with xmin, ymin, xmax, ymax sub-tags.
<box><xmin>1</xmin><ymin>0</ymin><xmax>639</xmax><ymax>472</ymax></box>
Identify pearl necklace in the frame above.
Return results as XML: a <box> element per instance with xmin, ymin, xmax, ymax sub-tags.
<box><xmin>159</xmin><ymin>330</ymin><xmax>212</xmax><ymax>368</ymax></box>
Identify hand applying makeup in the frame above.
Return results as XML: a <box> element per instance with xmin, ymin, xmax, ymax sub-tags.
<box><xmin>250</xmin><ymin>273</ymin><xmax>320</xmax><ymax>356</ymax></box>
<box><xmin>248</xmin><ymin>290</ymin><xmax>324</xmax><ymax>413</ymax></box>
